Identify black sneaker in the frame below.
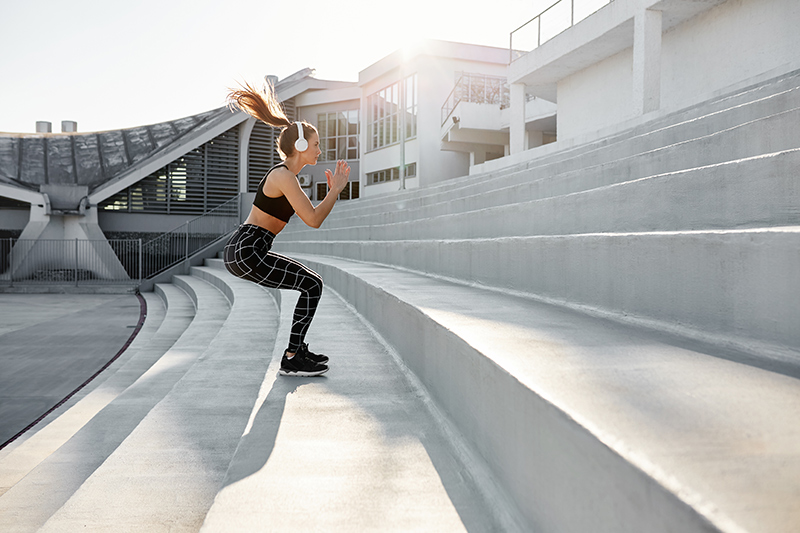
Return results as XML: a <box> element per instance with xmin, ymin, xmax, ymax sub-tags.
<box><xmin>279</xmin><ymin>351</ymin><xmax>328</xmax><ymax>377</ymax></box>
<box><xmin>299</xmin><ymin>342</ymin><xmax>329</xmax><ymax>364</ymax></box>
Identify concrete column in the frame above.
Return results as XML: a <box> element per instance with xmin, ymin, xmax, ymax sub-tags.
<box><xmin>238</xmin><ymin>118</ymin><xmax>256</xmax><ymax>193</ymax></box>
<box><xmin>470</xmin><ymin>150</ymin><xmax>487</xmax><ymax>166</ymax></box>
<box><xmin>632</xmin><ymin>8</ymin><xmax>662</xmax><ymax>115</ymax></box>
<box><xmin>509</xmin><ymin>83</ymin><xmax>527</xmax><ymax>154</ymax></box>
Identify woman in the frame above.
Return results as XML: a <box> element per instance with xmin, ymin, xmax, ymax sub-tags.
<box><xmin>224</xmin><ymin>82</ymin><xmax>350</xmax><ymax>377</ymax></box>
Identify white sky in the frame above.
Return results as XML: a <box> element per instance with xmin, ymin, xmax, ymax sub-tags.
<box><xmin>0</xmin><ymin>0</ymin><xmax>552</xmax><ymax>134</ymax></box>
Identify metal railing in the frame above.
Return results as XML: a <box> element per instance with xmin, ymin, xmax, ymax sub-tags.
<box><xmin>0</xmin><ymin>238</ymin><xmax>143</xmax><ymax>287</ymax></box>
<box><xmin>510</xmin><ymin>0</ymin><xmax>614</xmax><ymax>63</ymax></box>
<box><xmin>441</xmin><ymin>73</ymin><xmax>511</xmax><ymax>125</ymax></box>
<box><xmin>0</xmin><ymin>194</ymin><xmax>241</xmax><ymax>289</ymax></box>
<box><xmin>139</xmin><ymin>194</ymin><xmax>240</xmax><ymax>279</ymax></box>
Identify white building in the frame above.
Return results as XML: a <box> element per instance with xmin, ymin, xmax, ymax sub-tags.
<box><xmin>505</xmin><ymin>0</ymin><xmax>800</xmax><ymax>155</ymax></box>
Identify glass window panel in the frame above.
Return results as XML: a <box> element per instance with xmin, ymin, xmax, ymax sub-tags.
<box><xmin>348</xmin><ymin>110</ymin><xmax>358</xmax><ymax>134</ymax></box>
<box><xmin>337</xmin><ymin>140</ymin><xmax>346</xmax><ymax>160</ymax></box>
<box><xmin>347</xmin><ymin>148</ymin><xmax>357</xmax><ymax>159</ymax></box>
<box><xmin>338</xmin><ymin>112</ymin><xmax>347</xmax><ymax>136</ymax></box>
<box><xmin>327</xmin><ymin>114</ymin><xmax>337</xmax><ymax>137</ymax></box>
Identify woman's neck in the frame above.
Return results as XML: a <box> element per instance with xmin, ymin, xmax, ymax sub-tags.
<box><xmin>283</xmin><ymin>156</ymin><xmax>304</xmax><ymax>175</ymax></box>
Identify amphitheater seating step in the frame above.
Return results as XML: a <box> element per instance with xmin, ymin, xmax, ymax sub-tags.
<box><xmin>287</xmin><ymin>253</ymin><xmax>800</xmax><ymax>533</ymax></box>
<box><xmin>199</xmin><ymin>275</ymin><xmax>521</xmax><ymax>532</ymax></box>
<box><xmin>0</xmin><ymin>279</ymin><xmax>226</xmax><ymax>532</ymax></box>
<box><xmin>32</xmin><ymin>272</ymin><xmax>276</xmax><ymax>532</ymax></box>
<box><xmin>0</xmin><ymin>291</ymin><xmax>167</xmax><ymax>496</ymax></box>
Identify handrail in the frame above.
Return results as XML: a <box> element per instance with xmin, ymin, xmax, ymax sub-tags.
<box><xmin>509</xmin><ymin>0</ymin><xmax>614</xmax><ymax>63</ymax></box>
<box><xmin>441</xmin><ymin>73</ymin><xmax>510</xmax><ymax>125</ymax></box>
<box><xmin>140</xmin><ymin>193</ymin><xmax>241</xmax><ymax>279</ymax></box>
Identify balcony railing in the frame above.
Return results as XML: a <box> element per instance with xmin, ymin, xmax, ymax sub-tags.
<box><xmin>510</xmin><ymin>0</ymin><xmax>614</xmax><ymax>63</ymax></box>
<box><xmin>442</xmin><ymin>73</ymin><xmax>511</xmax><ymax>125</ymax></box>
<box><xmin>1</xmin><ymin>194</ymin><xmax>241</xmax><ymax>289</ymax></box>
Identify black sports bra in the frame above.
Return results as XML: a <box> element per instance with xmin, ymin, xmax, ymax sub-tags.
<box><xmin>253</xmin><ymin>163</ymin><xmax>295</xmax><ymax>223</ymax></box>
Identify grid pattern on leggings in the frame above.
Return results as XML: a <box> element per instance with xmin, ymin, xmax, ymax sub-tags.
<box><xmin>224</xmin><ymin>224</ymin><xmax>323</xmax><ymax>353</ymax></box>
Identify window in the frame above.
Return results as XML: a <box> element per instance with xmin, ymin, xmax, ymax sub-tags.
<box><xmin>367</xmin><ymin>73</ymin><xmax>417</xmax><ymax>151</ymax></box>
<box><xmin>366</xmin><ymin>162</ymin><xmax>416</xmax><ymax>185</ymax></box>
<box><xmin>318</xmin><ymin>110</ymin><xmax>359</xmax><ymax>161</ymax></box>
<box><xmin>316</xmin><ymin>181</ymin><xmax>360</xmax><ymax>201</ymax></box>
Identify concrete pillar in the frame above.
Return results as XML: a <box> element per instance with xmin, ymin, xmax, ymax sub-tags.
<box><xmin>470</xmin><ymin>150</ymin><xmax>487</xmax><ymax>166</ymax></box>
<box><xmin>632</xmin><ymin>8</ymin><xmax>662</xmax><ymax>115</ymax></box>
<box><xmin>238</xmin><ymin>118</ymin><xmax>256</xmax><ymax>193</ymax></box>
<box><xmin>509</xmin><ymin>83</ymin><xmax>527</xmax><ymax>154</ymax></box>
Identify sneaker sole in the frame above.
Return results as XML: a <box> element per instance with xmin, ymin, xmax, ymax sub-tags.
<box><xmin>279</xmin><ymin>367</ymin><xmax>329</xmax><ymax>377</ymax></box>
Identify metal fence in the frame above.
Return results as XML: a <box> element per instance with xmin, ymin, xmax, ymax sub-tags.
<box><xmin>0</xmin><ymin>238</ymin><xmax>143</xmax><ymax>287</ymax></box>
<box><xmin>510</xmin><ymin>0</ymin><xmax>613</xmax><ymax>62</ymax></box>
<box><xmin>0</xmin><ymin>194</ymin><xmax>241</xmax><ymax>289</ymax></box>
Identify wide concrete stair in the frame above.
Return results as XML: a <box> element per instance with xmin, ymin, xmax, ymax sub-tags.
<box><xmin>272</xmin><ymin>68</ymin><xmax>800</xmax><ymax>532</ymax></box>
<box><xmin>0</xmin><ymin>254</ymin><xmax>516</xmax><ymax>531</ymax></box>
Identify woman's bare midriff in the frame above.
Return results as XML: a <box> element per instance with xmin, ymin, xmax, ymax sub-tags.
<box><xmin>243</xmin><ymin>205</ymin><xmax>288</xmax><ymax>235</ymax></box>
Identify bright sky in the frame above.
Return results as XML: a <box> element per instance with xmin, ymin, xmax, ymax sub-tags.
<box><xmin>0</xmin><ymin>0</ymin><xmax>551</xmax><ymax>134</ymax></box>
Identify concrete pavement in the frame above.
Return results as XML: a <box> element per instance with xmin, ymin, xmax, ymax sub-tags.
<box><xmin>0</xmin><ymin>293</ymin><xmax>143</xmax><ymax>448</ymax></box>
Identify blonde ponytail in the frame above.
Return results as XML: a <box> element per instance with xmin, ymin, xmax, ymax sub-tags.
<box><xmin>227</xmin><ymin>81</ymin><xmax>291</xmax><ymax>128</ymax></box>
<box><xmin>227</xmin><ymin>80</ymin><xmax>317</xmax><ymax>158</ymax></box>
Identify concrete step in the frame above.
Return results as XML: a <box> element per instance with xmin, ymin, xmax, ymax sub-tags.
<box><xmin>287</xmin><ymin>253</ymin><xmax>800</xmax><ymax>533</ymax></box>
<box><xmin>277</xmin><ymin>227</ymin><xmax>800</xmax><ymax>359</ymax></box>
<box><xmin>0</xmin><ymin>278</ymin><xmax>227</xmax><ymax>532</ymax></box>
<box><xmin>319</xmin><ymin>70</ymin><xmax>800</xmax><ymax>220</ymax></box>
<box><xmin>0</xmin><ymin>291</ymin><xmax>167</xmax><ymax>495</ymax></box>
<box><xmin>282</xmin><ymin>149</ymin><xmax>800</xmax><ymax>242</ymax></box>
<box><xmin>35</xmin><ymin>267</ymin><xmax>279</xmax><ymax>532</ymax></box>
<box><xmin>297</xmin><ymin>97</ymin><xmax>800</xmax><ymax>231</ymax></box>
<box><xmin>201</xmin><ymin>286</ymin><xmax>522</xmax><ymax>532</ymax></box>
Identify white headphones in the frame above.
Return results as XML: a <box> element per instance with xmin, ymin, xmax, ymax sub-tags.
<box><xmin>294</xmin><ymin>122</ymin><xmax>308</xmax><ymax>152</ymax></box>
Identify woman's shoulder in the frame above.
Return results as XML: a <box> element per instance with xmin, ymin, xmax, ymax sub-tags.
<box><xmin>267</xmin><ymin>163</ymin><xmax>295</xmax><ymax>180</ymax></box>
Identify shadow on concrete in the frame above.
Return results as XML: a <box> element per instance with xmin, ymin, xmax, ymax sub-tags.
<box><xmin>221</xmin><ymin>377</ymin><xmax>306</xmax><ymax>488</ymax></box>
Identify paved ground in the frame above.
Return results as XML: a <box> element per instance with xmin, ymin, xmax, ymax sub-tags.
<box><xmin>0</xmin><ymin>293</ymin><xmax>142</xmax><ymax>447</ymax></box>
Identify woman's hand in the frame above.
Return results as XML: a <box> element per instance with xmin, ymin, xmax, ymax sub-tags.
<box><xmin>325</xmin><ymin>160</ymin><xmax>351</xmax><ymax>194</ymax></box>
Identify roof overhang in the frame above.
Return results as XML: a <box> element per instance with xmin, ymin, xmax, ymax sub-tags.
<box><xmin>88</xmin><ymin>109</ymin><xmax>249</xmax><ymax>205</ymax></box>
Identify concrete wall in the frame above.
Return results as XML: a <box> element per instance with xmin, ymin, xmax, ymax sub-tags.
<box><xmin>660</xmin><ymin>0</ymin><xmax>800</xmax><ymax>113</ymax></box>
<box><xmin>558</xmin><ymin>47</ymin><xmax>634</xmax><ymax>139</ymax></box>
<box><xmin>557</xmin><ymin>0</ymin><xmax>800</xmax><ymax>139</ymax></box>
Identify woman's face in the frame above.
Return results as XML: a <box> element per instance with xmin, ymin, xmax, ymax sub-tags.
<box><xmin>300</xmin><ymin>132</ymin><xmax>321</xmax><ymax>165</ymax></box>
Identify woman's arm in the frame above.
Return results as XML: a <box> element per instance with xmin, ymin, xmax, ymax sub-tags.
<box><xmin>276</xmin><ymin>160</ymin><xmax>351</xmax><ymax>228</ymax></box>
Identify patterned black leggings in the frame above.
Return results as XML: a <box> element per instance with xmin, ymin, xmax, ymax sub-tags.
<box><xmin>223</xmin><ymin>224</ymin><xmax>323</xmax><ymax>353</ymax></box>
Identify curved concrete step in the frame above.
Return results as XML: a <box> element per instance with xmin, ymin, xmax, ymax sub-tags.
<box><xmin>201</xmin><ymin>284</ymin><xmax>524</xmax><ymax>532</ymax></box>
<box><xmin>0</xmin><ymin>291</ymin><xmax>166</xmax><ymax>495</ymax></box>
<box><xmin>289</xmin><ymin>253</ymin><xmax>800</xmax><ymax>533</ymax></box>
<box><xmin>36</xmin><ymin>269</ymin><xmax>280</xmax><ymax>532</ymax></box>
<box><xmin>0</xmin><ymin>279</ymin><xmax>225</xmax><ymax>532</ymax></box>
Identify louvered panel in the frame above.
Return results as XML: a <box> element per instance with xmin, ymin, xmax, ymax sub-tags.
<box><xmin>100</xmin><ymin>125</ymin><xmax>240</xmax><ymax>215</ymax></box>
<box><xmin>248</xmin><ymin>121</ymin><xmax>281</xmax><ymax>192</ymax></box>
